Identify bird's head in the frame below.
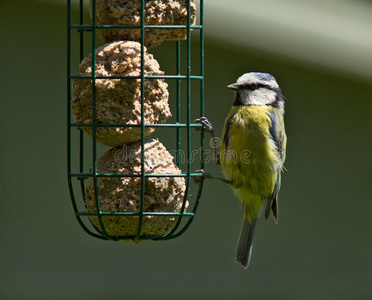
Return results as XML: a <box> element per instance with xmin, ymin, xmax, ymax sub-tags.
<box><xmin>228</xmin><ymin>72</ymin><xmax>284</xmax><ymax>107</ymax></box>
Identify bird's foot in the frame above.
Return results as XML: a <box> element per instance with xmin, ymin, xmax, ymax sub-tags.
<box><xmin>192</xmin><ymin>169</ymin><xmax>214</xmax><ymax>184</ymax></box>
<box><xmin>193</xmin><ymin>117</ymin><xmax>215</xmax><ymax>134</ymax></box>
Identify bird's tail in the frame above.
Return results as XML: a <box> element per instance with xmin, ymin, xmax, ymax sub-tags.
<box><xmin>236</xmin><ymin>218</ymin><xmax>257</xmax><ymax>268</ymax></box>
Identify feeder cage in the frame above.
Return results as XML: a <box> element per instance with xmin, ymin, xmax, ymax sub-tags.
<box><xmin>67</xmin><ymin>0</ymin><xmax>205</xmax><ymax>241</ymax></box>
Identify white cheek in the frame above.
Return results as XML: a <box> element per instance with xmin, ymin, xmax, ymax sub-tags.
<box><xmin>248</xmin><ymin>89</ymin><xmax>276</xmax><ymax>105</ymax></box>
<box><xmin>240</xmin><ymin>90</ymin><xmax>251</xmax><ymax>103</ymax></box>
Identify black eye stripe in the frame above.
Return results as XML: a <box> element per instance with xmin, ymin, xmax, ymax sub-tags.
<box><xmin>240</xmin><ymin>83</ymin><xmax>273</xmax><ymax>90</ymax></box>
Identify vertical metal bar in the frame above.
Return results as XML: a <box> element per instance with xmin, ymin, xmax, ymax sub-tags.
<box><xmin>199</xmin><ymin>0</ymin><xmax>205</xmax><ymax>167</ymax></box>
<box><xmin>79</xmin><ymin>0</ymin><xmax>85</xmax><ymax>199</ymax></box>
<box><xmin>176</xmin><ymin>41</ymin><xmax>181</xmax><ymax>168</ymax></box>
<box><xmin>90</xmin><ymin>0</ymin><xmax>114</xmax><ymax>240</ymax></box>
<box><xmin>68</xmin><ymin>0</ymin><xmax>107</xmax><ymax>240</ymax></box>
<box><xmin>79</xmin><ymin>132</ymin><xmax>85</xmax><ymax>199</ymax></box>
<box><xmin>135</xmin><ymin>0</ymin><xmax>146</xmax><ymax>241</ymax></box>
<box><xmin>79</xmin><ymin>0</ymin><xmax>84</xmax><ymax>60</ymax></box>
<box><xmin>67</xmin><ymin>0</ymin><xmax>75</xmax><ymax>217</ymax></box>
<box><xmin>164</xmin><ymin>0</ymin><xmax>205</xmax><ymax>240</ymax></box>
<box><xmin>183</xmin><ymin>0</ymin><xmax>192</xmax><ymax>223</ymax></box>
<box><xmin>193</xmin><ymin>0</ymin><xmax>205</xmax><ymax>214</ymax></box>
<box><xmin>67</xmin><ymin>0</ymin><xmax>81</xmax><ymax>222</ymax></box>
<box><xmin>162</xmin><ymin>0</ymin><xmax>193</xmax><ymax>239</ymax></box>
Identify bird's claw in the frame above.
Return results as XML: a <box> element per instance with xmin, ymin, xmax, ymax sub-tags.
<box><xmin>192</xmin><ymin>169</ymin><xmax>213</xmax><ymax>184</ymax></box>
<box><xmin>193</xmin><ymin>117</ymin><xmax>215</xmax><ymax>133</ymax></box>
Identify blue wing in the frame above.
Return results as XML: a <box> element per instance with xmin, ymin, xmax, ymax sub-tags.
<box><xmin>265</xmin><ymin>111</ymin><xmax>282</xmax><ymax>222</ymax></box>
<box><xmin>268</xmin><ymin>111</ymin><xmax>281</xmax><ymax>156</ymax></box>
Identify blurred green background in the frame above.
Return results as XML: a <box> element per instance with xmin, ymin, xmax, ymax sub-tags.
<box><xmin>1</xmin><ymin>0</ymin><xmax>372</xmax><ymax>299</ymax></box>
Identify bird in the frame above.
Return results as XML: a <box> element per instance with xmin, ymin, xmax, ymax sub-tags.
<box><xmin>194</xmin><ymin>72</ymin><xmax>287</xmax><ymax>268</ymax></box>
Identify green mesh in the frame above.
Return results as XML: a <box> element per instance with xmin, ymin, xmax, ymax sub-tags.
<box><xmin>67</xmin><ymin>0</ymin><xmax>205</xmax><ymax>241</ymax></box>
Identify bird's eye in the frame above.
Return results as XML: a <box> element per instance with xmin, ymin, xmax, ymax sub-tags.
<box><xmin>250</xmin><ymin>84</ymin><xmax>259</xmax><ymax>90</ymax></box>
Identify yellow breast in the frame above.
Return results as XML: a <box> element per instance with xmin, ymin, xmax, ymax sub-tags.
<box><xmin>220</xmin><ymin>105</ymin><xmax>280</xmax><ymax>197</ymax></box>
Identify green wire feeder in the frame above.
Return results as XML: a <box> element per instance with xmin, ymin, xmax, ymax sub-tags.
<box><xmin>67</xmin><ymin>0</ymin><xmax>205</xmax><ymax>242</ymax></box>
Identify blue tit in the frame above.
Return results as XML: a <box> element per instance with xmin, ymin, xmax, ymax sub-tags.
<box><xmin>194</xmin><ymin>72</ymin><xmax>287</xmax><ymax>269</ymax></box>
